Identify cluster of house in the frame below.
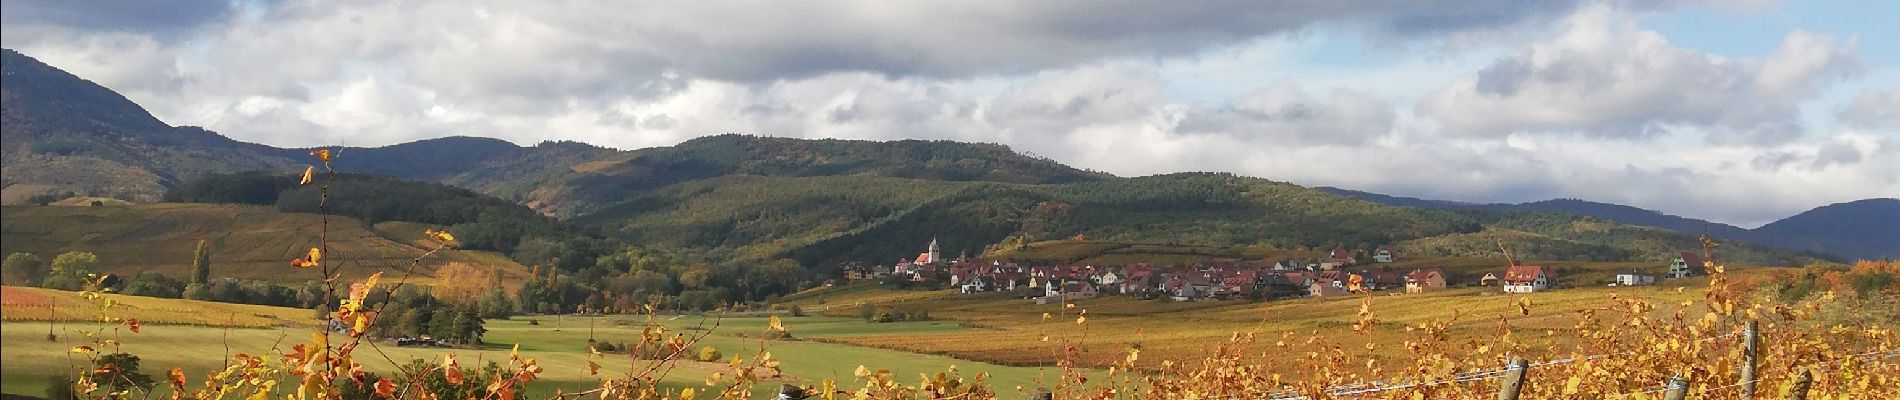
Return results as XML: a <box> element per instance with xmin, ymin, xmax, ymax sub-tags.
<box><xmin>841</xmin><ymin>243</ymin><xmax>1525</xmax><ymax>302</ymax></box>
<box><xmin>843</xmin><ymin>239</ymin><xmax>1714</xmax><ymax>303</ymax></box>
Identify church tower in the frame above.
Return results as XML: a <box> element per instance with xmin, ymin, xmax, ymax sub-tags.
<box><xmin>927</xmin><ymin>237</ymin><xmax>940</xmax><ymax>265</ymax></box>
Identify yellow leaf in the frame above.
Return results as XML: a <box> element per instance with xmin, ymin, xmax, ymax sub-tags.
<box><xmin>300</xmin><ymin>166</ymin><xmax>315</xmax><ymax>185</ymax></box>
<box><xmin>1563</xmin><ymin>376</ymin><xmax>1582</xmax><ymax>394</ymax></box>
<box><xmin>769</xmin><ymin>315</ymin><xmax>786</xmax><ymax>332</ymax></box>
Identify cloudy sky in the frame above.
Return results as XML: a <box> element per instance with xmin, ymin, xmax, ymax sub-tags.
<box><xmin>4</xmin><ymin>0</ymin><xmax>1896</xmax><ymax>227</ymax></box>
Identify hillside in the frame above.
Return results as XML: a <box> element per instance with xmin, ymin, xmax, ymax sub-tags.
<box><xmin>0</xmin><ymin>203</ymin><xmax>532</xmax><ymax>287</ymax></box>
<box><xmin>469</xmin><ymin>134</ymin><xmax>1113</xmax><ymax>217</ymax></box>
<box><xmin>0</xmin><ymin>49</ymin><xmax>624</xmax><ymax>208</ymax></box>
<box><xmin>577</xmin><ymin>172</ymin><xmax>1817</xmax><ymax>270</ymax></box>
<box><xmin>1322</xmin><ymin>188</ymin><xmax>1878</xmax><ymax>261</ymax></box>
<box><xmin>1753</xmin><ymin>198</ymin><xmax>1900</xmax><ymax>260</ymax></box>
<box><xmin>1</xmin><ymin>49</ymin><xmax>299</xmax><ymax>203</ymax></box>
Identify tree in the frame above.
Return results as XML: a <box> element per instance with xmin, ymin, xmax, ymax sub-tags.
<box><xmin>43</xmin><ymin>251</ymin><xmax>99</xmax><ymax>290</ymax></box>
<box><xmin>431</xmin><ymin>262</ymin><xmax>496</xmax><ymax>306</ymax></box>
<box><xmin>2</xmin><ymin>252</ymin><xmax>46</xmax><ymax>286</ymax></box>
<box><xmin>476</xmin><ymin>288</ymin><xmax>516</xmax><ymax>319</ymax></box>
<box><xmin>191</xmin><ymin>240</ymin><xmax>212</xmax><ymax>285</ymax></box>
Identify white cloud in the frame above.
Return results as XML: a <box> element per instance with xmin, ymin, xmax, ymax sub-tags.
<box><xmin>1416</xmin><ymin>5</ymin><xmax>1860</xmax><ymax>145</ymax></box>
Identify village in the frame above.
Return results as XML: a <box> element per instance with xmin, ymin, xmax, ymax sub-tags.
<box><xmin>839</xmin><ymin>239</ymin><xmax>1715</xmax><ymax>303</ymax></box>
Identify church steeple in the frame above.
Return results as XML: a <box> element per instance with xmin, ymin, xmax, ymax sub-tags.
<box><xmin>927</xmin><ymin>237</ymin><xmax>940</xmax><ymax>265</ymax></box>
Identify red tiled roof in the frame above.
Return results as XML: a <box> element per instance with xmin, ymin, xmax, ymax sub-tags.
<box><xmin>1503</xmin><ymin>265</ymin><xmax>1546</xmax><ymax>282</ymax></box>
<box><xmin>1677</xmin><ymin>252</ymin><xmax>1703</xmax><ymax>267</ymax></box>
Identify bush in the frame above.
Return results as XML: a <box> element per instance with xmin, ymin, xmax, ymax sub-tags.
<box><xmin>695</xmin><ymin>346</ymin><xmax>722</xmax><ymax>362</ymax></box>
<box><xmin>45</xmin><ymin>373</ymin><xmax>76</xmax><ymax>400</ymax></box>
<box><xmin>121</xmin><ymin>273</ymin><xmax>187</xmax><ymax>298</ymax></box>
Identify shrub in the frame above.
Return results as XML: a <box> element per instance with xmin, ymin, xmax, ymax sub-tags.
<box><xmin>695</xmin><ymin>346</ymin><xmax>722</xmax><ymax>362</ymax></box>
<box><xmin>45</xmin><ymin>373</ymin><xmax>75</xmax><ymax>400</ymax></box>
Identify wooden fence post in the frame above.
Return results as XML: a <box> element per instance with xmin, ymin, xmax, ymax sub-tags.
<box><xmin>1741</xmin><ymin>319</ymin><xmax>1760</xmax><ymax>400</ymax></box>
<box><xmin>1498</xmin><ymin>357</ymin><xmax>1530</xmax><ymax>400</ymax></box>
<box><xmin>1786</xmin><ymin>367</ymin><xmax>1812</xmax><ymax>400</ymax></box>
<box><xmin>1662</xmin><ymin>374</ymin><xmax>1688</xmax><ymax>400</ymax></box>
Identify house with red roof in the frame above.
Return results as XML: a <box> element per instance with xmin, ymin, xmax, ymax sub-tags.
<box><xmin>1321</xmin><ymin>248</ymin><xmax>1357</xmax><ymax>269</ymax></box>
<box><xmin>1668</xmin><ymin>251</ymin><xmax>1705</xmax><ymax>279</ymax></box>
<box><xmin>1501</xmin><ymin>264</ymin><xmax>1552</xmax><ymax>293</ymax></box>
<box><xmin>1404</xmin><ymin>269</ymin><xmax>1446</xmax><ymax>293</ymax></box>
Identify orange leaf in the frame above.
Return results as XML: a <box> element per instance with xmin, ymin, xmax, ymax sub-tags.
<box><xmin>443</xmin><ymin>353</ymin><xmax>465</xmax><ymax>385</ymax></box>
<box><xmin>373</xmin><ymin>378</ymin><xmax>396</xmax><ymax>398</ymax></box>
<box><xmin>299</xmin><ymin>166</ymin><xmax>315</xmax><ymax>185</ymax></box>
<box><xmin>311</xmin><ymin>148</ymin><xmax>334</xmax><ymax>162</ymax></box>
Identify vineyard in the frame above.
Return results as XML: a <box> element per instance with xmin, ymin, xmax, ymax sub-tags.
<box><xmin>0</xmin><ymin>286</ymin><xmax>310</xmax><ymax>328</ymax></box>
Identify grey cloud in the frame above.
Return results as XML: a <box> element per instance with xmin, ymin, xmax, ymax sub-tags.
<box><xmin>1175</xmin><ymin>81</ymin><xmax>1395</xmax><ymax>145</ymax></box>
<box><xmin>1839</xmin><ymin>87</ymin><xmax>1900</xmax><ymax>130</ymax></box>
<box><xmin>0</xmin><ymin>0</ymin><xmax>236</xmax><ymax>38</ymax></box>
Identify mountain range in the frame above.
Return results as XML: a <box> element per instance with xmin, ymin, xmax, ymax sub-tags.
<box><xmin>3</xmin><ymin>47</ymin><xmax>1892</xmax><ymax>264</ymax></box>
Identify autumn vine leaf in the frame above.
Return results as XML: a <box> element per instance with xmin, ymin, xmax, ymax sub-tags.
<box><xmin>310</xmin><ymin>148</ymin><xmax>334</xmax><ymax>163</ymax></box>
<box><xmin>290</xmin><ymin>247</ymin><xmax>322</xmax><ymax>268</ymax></box>
<box><xmin>372</xmin><ymin>378</ymin><xmax>396</xmax><ymax>398</ymax></box>
<box><xmin>299</xmin><ymin>166</ymin><xmax>315</xmax><ymax>185</ymax></box>
<box><xmin>443</xmin><ymin>353</ymin><xmax>465</xmax><ymax>385</ymax></box>
<box><xmin>425</xmin><ymin>228</ymin><xmax>455</xmax><ymax>243</ymax></box>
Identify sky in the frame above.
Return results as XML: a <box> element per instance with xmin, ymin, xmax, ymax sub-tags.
<box><xmin>2</xmin><ymin>0</ymin><xmax>1895</xmax><ymax>228</ymax></box>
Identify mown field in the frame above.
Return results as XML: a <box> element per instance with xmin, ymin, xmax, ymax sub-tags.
<box><xmin>0</xmin><ymin>286</ymin><xmax>1069</xmax><ymax>399</ymax></box>
<box><xmin>0</xmin><ymin>204</ymin><xmax>532</xmax><ymax>287</ymax></box>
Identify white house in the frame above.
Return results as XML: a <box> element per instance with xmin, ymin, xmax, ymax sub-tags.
<box><xmin>1615</xmin><ymin>271</ymin><xmax>1657</xmax><ymax>286</ymax></box>
<box><xmin>1501</xmin><ymin>264</ymin><xmax>1553</xmax><ymax>293</ymax></box>
<box><xmin>1373</xmin><ymin>246</ymin><xmax>1396</xmax><ymax>263</ymax></box>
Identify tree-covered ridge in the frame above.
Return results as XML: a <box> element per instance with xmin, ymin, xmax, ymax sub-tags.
<box><xmin>498</xmin><ymin>134</ymin><xmax>1115</xmax><ymax>217</ymax></box>
<box><xmin>581</xmin><ymin>172</ymin><xmax>1485</xmax><ymax>270</ymax></box>
<box><xmin>164</xmin><ymin>172</ymin><xmax>564</xmax><ymax>252</ymax></box>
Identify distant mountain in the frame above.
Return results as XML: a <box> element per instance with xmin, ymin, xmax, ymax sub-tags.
<box><xmin>494</xmin><ymin>134</ymin><xmax>1113</xmax><ymax>216</ymax></box>
<box><xmin>0</xmin><ymin>48</ymin><xmax>614</xmax><ymax>206</ymax></box>
<box><xmin>1322</xmin><ymin>188</ymin><xmax>1888</xmax><ymax>261</ymax></box>
<box><xmin>2</xmin><ymin>49</ymin><xmax>299</xmax><ymax>202</ymax></box>
<box><xmin>1753</xmin><ymin>198</ymin><xmax>1900</xmax><ymax>261</ymax></box>
<box><xmin>1480</xmin><ymin>199</ymin><xmax>1756</xmax><ymax>240</ymax></box>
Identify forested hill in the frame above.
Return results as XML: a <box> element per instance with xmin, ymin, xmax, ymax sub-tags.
<box><xmin>1322</xmin><ymin>186</ymin><xmax>1894</xmax><ymax>261</ymax></box>
<box><xmin>478</xmin><ymin>134</ymin><xmax>1115</xmax><ymax>216</ymax></box>
<box><xmin>1</xmin><ymin>49</ymin><xmax>300</xmax><ymax>202</ymax></box>
<box><xmin>577</xmin><ymin>172</ymin><xmax>1819</xmax><ymax>270</ymax></box>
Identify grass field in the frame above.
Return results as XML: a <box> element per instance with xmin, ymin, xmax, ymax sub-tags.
<box><xmin>0</xmin><ymin>204</ymin><xmax>532</xmax><ymax>287</ymax></box>
<box><xmin>0</xmin><ymin>286</ymin><xmax>1071</xmax><ymax>399</ymax></box>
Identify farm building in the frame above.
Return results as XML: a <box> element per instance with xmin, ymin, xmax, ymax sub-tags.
<box><xmin>1668</xmin><ymin>252</ymin><xmax>1705</xmax><ymax>278</ymax></box>
<box><xmin>1501</xmin><ymin>264</ymin><xmax>1553</xmax><ymax>293</ymax></box>
<box><xmin>1615</xmin><ymin>270</ymin><xmax>1658</xmax><ymax>286</ymax></box>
